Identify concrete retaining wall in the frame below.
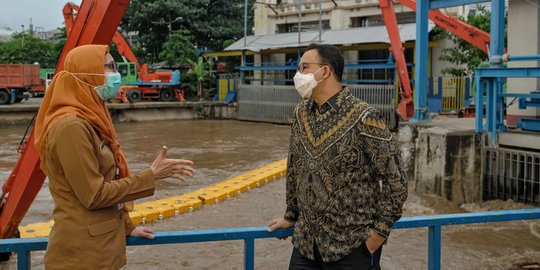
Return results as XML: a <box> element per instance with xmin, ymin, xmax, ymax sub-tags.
<box><xmin>414</xmin><ymin>128</ymin><xmax>482</xmax><ymax>204</ymax></box>
<box><xmin>399</xmin><ymin>118</ymin><xmax>483</xmax><ymax>205</ymax></box>
<box><xmin>0</xmin><ymin>101</ymin><xmax>237</xmax><ymax>126</ymax></box>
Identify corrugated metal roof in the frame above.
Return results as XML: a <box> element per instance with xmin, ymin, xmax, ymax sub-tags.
<box><xmin>225</xmin><ymin>23</ymin><xmax>435</xmax><ymax>52</ymax></box>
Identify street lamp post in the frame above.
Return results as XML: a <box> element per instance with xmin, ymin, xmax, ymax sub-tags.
<box><xmin>151</xmin><ymin>16</ymin><xmax>183</xmax><ymax>34</ymax></box>
<box><xmin>21</xmin><ymin>25</ymin><xmax>25</xmax><ymax>46</ymax></box>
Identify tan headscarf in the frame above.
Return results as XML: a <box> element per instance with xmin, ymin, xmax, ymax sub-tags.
<box><xmin>34</xmin><ymin>44</ymin><xmax>133</xmax><ymax>209</ymax></box>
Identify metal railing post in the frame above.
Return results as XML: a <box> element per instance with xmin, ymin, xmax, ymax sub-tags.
<box><xmin>17</xmin><ymin>251</ymin><xmax>31</xmax><ymax>270</ymax></box>
<box><xmin>244</xmin><ymin>237</ymin><xmax>255</xmax><ymax>270</ymax></box>
<box><xmin>428</xmin><ymin>225</ymin><xmax>441</xmax><ymax>270</ymax></box>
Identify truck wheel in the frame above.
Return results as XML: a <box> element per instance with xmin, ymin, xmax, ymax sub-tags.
<box><xmin>0</xmin><ymin>91</ymin><xmax>10</xmax><ymax>105</ymax></box>
<box><xmin>127</xmin><ymin>90</ymin><xmax>142</xmax><ymax>103</ymax></box>
<box><xmin>160</xmin><ymin>89</ymin><xmax>174</xmax><ymax>101</ymax></box>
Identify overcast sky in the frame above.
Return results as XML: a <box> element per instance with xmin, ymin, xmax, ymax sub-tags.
<box><xmin>0</xmin><ymin>0</ymin><xmax>82</xmax><ymax>32</ymax></box>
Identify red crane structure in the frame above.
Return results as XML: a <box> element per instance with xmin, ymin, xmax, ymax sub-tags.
<box><xmin>379</xmin><ymin>0</ymin><xmax>492</xmax><ymax>120</ymax></box>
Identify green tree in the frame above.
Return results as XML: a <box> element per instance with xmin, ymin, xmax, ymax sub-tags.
<box><xmin>0</xmin><ymin>33</ymin><xmax>57</xmax><ymax>67</ymax></box>
<box><xmin>159</xmin><ymin>29</ymin><xmax>197</xmax><ymax>66</ymax></box>
<box><xmin>188</xmin><ymin>57</ymin><xmax>213</xmax><ymax>100</ymax></box>
<box><xmin>121</xmin><ymin>0</ymin><xmax>254</xmax><ymax>64</ymax></box>
<box><xmin>435</xmin><ymin>6</ymin><xmax>506</xmax><ymax>76</ymax></box>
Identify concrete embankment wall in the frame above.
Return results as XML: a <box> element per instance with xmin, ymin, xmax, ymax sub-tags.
<box><xmin>0</xmin><ymin>101</ymin><xmax>237</xmax><ymax>126</ymax></box>
<box><xmin>399</xmin><ymin>118</ymin><xmax>483</xmax><ymax>205</ymax></box>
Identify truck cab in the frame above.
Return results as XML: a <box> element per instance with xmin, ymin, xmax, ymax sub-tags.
<box><xmin>117</xmin><ymin>62</ymin><xmax>138</xmax><ymax>84</ymax></box>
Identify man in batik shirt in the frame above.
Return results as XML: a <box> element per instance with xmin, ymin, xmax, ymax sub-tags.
<box><xmin>269</xmin><ymin>43</ymin><xmax>408</xmax><ymax>270</ymax></box>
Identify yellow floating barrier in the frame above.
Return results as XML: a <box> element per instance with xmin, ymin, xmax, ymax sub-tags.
<box><xmin>172</xmin><ymin>193</ymin><xmax>204</xmax><ymax>211</ymax></box>
<box><xmin>18</xmin><ymin>158</ymin><xmax>287</xmax><ymax>238</ymax></box>
<box><xmin>18</xmin><ymin>220</ymin><xmax>54</xmax><ymax>238</ymax></box>
<box><xmin>133</xmin><ymin>204</ymin><xmax>160</xmax><ymax>224</ymax></box>
<box><xmin>142</xmin><ymin>201</ymin><xmax>176</xmax><ymax>220</ymax></box>
<box><xmin>129</xmin><ymin>210</ymin><xmax>143</xmax><ymax>225</ymax></box>
<box><xmin>196</xmin><ymin>187</ymin><xmax>229</xmax><ymax>205</ymax></box>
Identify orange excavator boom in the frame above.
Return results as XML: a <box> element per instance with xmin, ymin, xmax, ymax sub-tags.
<box><xmin>398</xmin><ymin>0</ymin><xmax>491</xmax><ymax>54</ymax></box>
<box><xmin>63</xmin><ymin>2</ymin><xmax>156</xmax><ymax>83</ymax></box>
<box><xmin>379</xmin><ymin>0</ymin><xmax>498</xmax><ymax>120</ymax></box>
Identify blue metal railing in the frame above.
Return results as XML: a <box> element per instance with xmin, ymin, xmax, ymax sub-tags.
<box><xmin>2</xmin><ymin>209</ymin><xmax>540</xmax><ymax>270</ymax></box>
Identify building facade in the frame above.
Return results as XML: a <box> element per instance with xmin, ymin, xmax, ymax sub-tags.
<box><xmin>246</xmin><ymin>0</ymin><xmax>478</xmax><ymax>84</ymax></box>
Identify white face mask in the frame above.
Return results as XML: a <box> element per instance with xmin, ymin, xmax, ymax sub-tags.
<box><xmin>293</xmin><ymin>66</ymin><xmax>325</xmax><ymax>99</ymax></box>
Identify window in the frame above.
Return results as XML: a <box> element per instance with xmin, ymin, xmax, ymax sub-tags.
<box><xmin>351</xmin><ymin>15</ymin><xmax>383</xmax><ymax>27</ymax></box>
<box><xmin>276</xmin><ymin>20</ymin><xmax>330</xmax><ymax>33</ymax></box>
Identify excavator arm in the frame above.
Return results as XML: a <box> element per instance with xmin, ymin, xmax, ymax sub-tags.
<box><xmin>0</xmin><ymin>0</ymin><xmax>129</xmax><ymax>239</ymax></box>
<box><xmin>379</xmin><ymin>0</ymin><xmax>414</xmax><ymax>120</ymax></box>
<box><xmin>398</xmin><ymin>0</ymin><xmax>491</xmax><ymax>55</ymax></box>
<box><xmin>379</xmin><ymin>0</ymin><xmax>496</xmax><ymax>120</ymax></box>
<box><xmin>63</xmin><ymin>2</ymin><xmax>156</xmax><ymax>83</ymax></box>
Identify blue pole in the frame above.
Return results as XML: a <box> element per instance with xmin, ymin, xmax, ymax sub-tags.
<box><xmin>493</xmin><ymin>78</ymin><xmax>499</xmax><ymax>138</ymax></box>
<box><xmin>496</xmin><ymin>78</ymin><xmax>506</xmax><ymax>132</ymax></box>
<box><xmin>412</xmin><ymin>0</ymin><xmax>430</xmax><ymax>122</ymax></box>
<box><xmin>244</xmin><ymin>238</ymin><xmax>255</xmax><ymax>270</ymax></box>
<box><xmin>489</xmin><ymin>0</ymin><xmax>505</xmax><ymax>141</ymax></box>
<box><xmin>490</xmin><ymin>0</ymin><xmax>505</xmax><ymax>59</ymax></box>
<box><xmin>464</xmin><ymin>77</ymin><xmax>471</xmax><ymax>107</ymax></box>
<box><xmin>428</xmin><ymin>225</ymin><xmax>441</xmax><ymax>270</ymax></box>
<box><xmin>241</xmin><ymin>50</ymin><xmax>246</xmax><ymax>82</ymax></box>
<box><xmin>490</xmin><ymin>79</ymin><xmax>498</xmax><ymax>144</ymax></box>
<box><xmin>244</xmin><ymin>0</ymin><xmax>248</xmax><ymax>48</ymax></box>
<box><xmin>506</xmin><ymin>54</ymin><xmax>540</xmax><ymax>61</ymax></box>
<box><xmin>486</xmin><ymin>79</ymin><xmax>493</xmax><ymax>132</ymax></box>
<box><xmin>475</xmin><ymin>74</ymin><xmax>482</xmax><ymax>132</ymax></box>
<box><xmin>241</xmin><ymin>0</ymin><xmax>248</xmax><ymax>84</ymax></box>
<box><xmin>18</xmin><ymin>251</ymin><xmax>30</xmax><ymax>270</ymax></box>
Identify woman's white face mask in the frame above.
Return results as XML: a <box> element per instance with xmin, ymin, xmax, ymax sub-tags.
<box><xmin>293</xmin><ymin>66</ymin><xmax>325</xmax><ymax>99</ymax></box>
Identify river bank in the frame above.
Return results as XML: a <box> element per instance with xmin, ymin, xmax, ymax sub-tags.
<box><xmin>0</xmin><ymin>98</ymin><xmax>237</xmax><ymax>126</ymax></box>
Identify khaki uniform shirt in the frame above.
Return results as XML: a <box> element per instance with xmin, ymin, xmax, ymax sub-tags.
<box><xmin>284</xmin><ymin>88</ymin><xmax>408</xmax><ymax>262</ymax></box>
<box><xmin>42</xmin><ymin>115</ymin><xmax>155</xmax><ymax>269</ymax></box>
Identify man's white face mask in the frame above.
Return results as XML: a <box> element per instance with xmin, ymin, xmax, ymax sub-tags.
<box><xmin>293</xmin><ymin>66</ymin><xmax>325</xmax><ymax>99</ymax></box>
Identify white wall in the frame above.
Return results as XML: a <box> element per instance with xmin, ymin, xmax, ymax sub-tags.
<box><xmin>507</xmin><ymin>0</ymin><xmax>540</xmax><ymax>118</ymax></box>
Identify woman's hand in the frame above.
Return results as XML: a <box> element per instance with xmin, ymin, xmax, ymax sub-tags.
<box><xmin>151</xmin><ymin>146</ymin><xmax>195</xmax><ymax>181</ymax></box>
<box><xmin>129</xmin><ymin>226</ymin><xmax>155</xmax><ymax>239</ymax></box>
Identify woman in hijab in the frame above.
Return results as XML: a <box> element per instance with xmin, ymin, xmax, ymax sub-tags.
<box><xmin>34</xmin><ymin>44</ymin><xmax>195</xmax><ymax>269</ymax></box>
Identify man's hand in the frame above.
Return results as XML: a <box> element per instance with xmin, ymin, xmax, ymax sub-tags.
<box><xmin>365</xmin><ymin>229</ymin><xmax>386</xmax><ymax>254</ymax></box>
<box><xmin>267</xmin><ymin>218</ymin><xmax>295</xmax><ymax>240</ymax></box>
<box><xmin>151</xmin><ymin>146</ymin><xmax>195</xmax><ymax>181</ymax></box>
<box><xmin>129</xmin><ymin>226</ymin><xmax>155</xmax><ymax>239</ymax></box>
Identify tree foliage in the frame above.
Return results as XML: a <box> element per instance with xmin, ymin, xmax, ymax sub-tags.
<box><xmin>435</xmin><ymin>6</ymin><xmax>506</xmax><ymax>76</ymax></box>
<box><xmin>159</xmin><ymin>29</ymin><xmax>197</xmax><ymax>66</ymax></box>
<box><xmin>0</xmin><ymin>33</ymin><xmax>56</xmax><ymax>67</ymax></box>
<box><xmin>188</xmin><ymin>57</ymin><xmax>214</xmax><ymax>100</ymax></box>
<box><xmin>121</xmin><ymin>0</ymin><xmax>254</xmax><ymax>64</ymax></box>
<box><xmin>0</xmin><ymin>28</ymin><xmax>65</xmax><ymax>68</ymax></box>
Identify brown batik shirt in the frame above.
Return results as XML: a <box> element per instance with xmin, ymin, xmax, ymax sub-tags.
<box><xmin>284</xmin><ymin>87</ymin><xmax>408</xmax><ymax>262</ymax></box>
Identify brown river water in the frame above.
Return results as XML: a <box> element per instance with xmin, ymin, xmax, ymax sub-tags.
<box><xmin>0</xmin><ymin>119</ymin><xmax>539</xmax><ymax>269</ymax></box>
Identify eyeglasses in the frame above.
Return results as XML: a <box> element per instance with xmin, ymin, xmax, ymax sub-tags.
<box><xmin>104</xmin><ymin>62</ymin><xmax>117</xmax><ymax>72</ymax></box>
<box><xmin>297</xmin><ymin>62</ymin><xmax>323</xmax><ymax>73</ymax></box>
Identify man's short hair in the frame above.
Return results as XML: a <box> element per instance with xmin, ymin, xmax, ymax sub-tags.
<box><xmin>305</xmin><ymin>43</ymin><xmax>344</xmax><ymax>82</ymax></box>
